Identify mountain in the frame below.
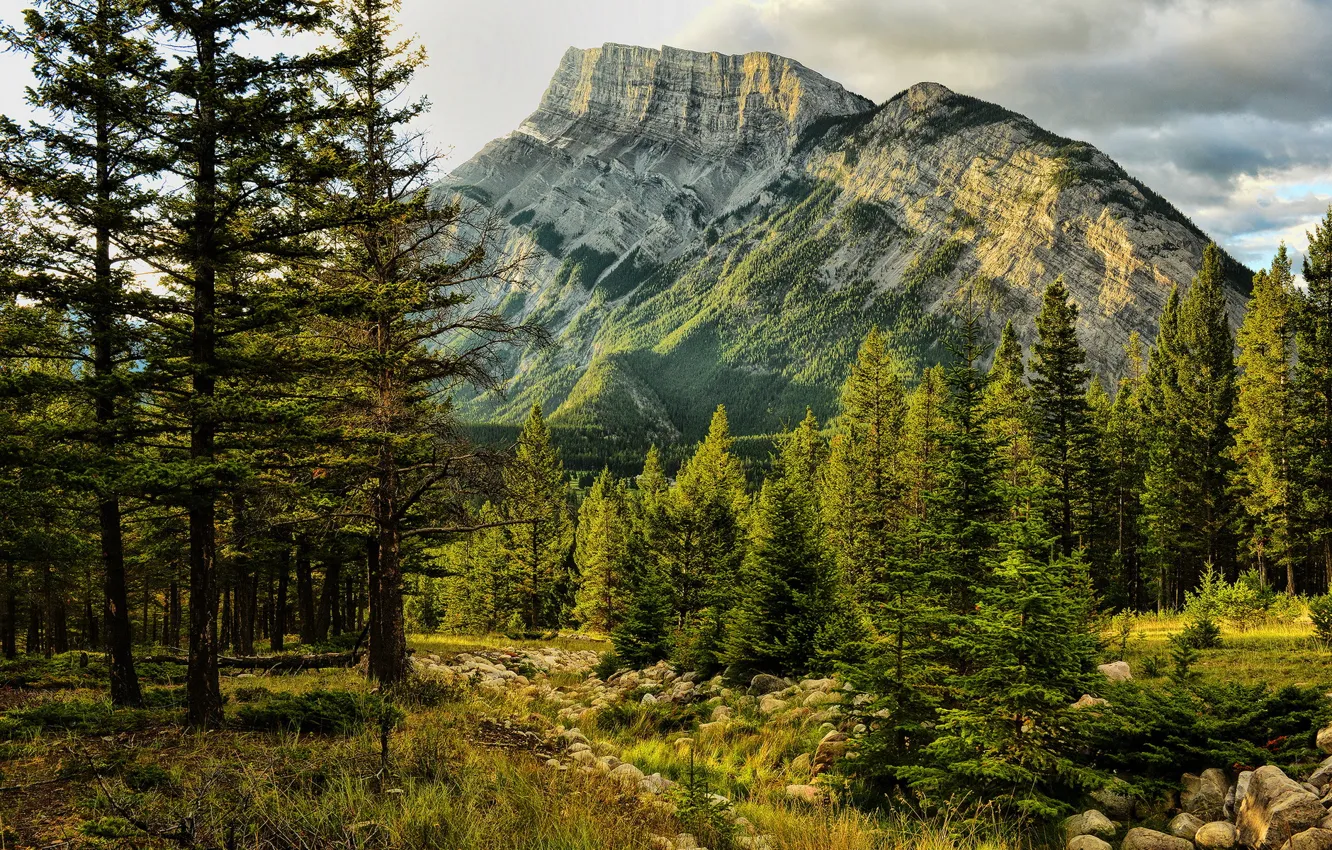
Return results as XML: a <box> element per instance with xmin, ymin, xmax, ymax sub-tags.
<box><xmin>439</xmin><ymin>43</ymin><xmax>1251</xmax><ymax>444</ymax></box>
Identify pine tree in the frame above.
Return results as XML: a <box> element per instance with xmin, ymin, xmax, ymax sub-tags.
<box><xmin>981</xmin><ymin>321</ymin><xmax>1038</xmax><ymax>522</ymax></box>
<box><xmin>1141</xmin><ymin>287</ymin><xmax>1185</xmax><ymax>607</ymax></box>
<box><xmin>901</xmin><ymin>365</ymin><xmax>949</xmax><ymax>523</ymax></box>
<box><xmin>503</xmin><ymin>404</ymin><xmax>573</xmax><ymax>630</ymax></box>
<box><xmin>1030</xmin><ymin>279</ymin><xmax>1093</xmax><ymax>557</ymax></box>
<box><xmin>1175</xmin><ymin>244</ymin><xmax>1238</xmax><ymax>579</ymax></box>
<box><xmin>0</xmin><ymin>0</ymin><xmax>162</xmax><ymax>705</ymax></box>
<box><xmin>611</xmin><ymin>448</ymin><xmax>672</xmax><ymax>667</ymax></box>
<box><xmin>821</xmin><ymin>330</ymin><xmax>907</xmax><ymax>596</ymax></box>
<box><xmin>723</xmin><ymin>423</ymin><xmax>833</xmax><ymax>680</ymax></box>
<box><xmin>917</xmin><ymin>547</ymin><xmax>1099</xmax><ymax>819</ymax></box>
<box><xmin>573</xmin><ymin>469</ymin><xmax>631</xmax><ymax>632</ymax></box>
<box><xmin>1231</xmin><ymin>246</ymin><xmax>1298</xmax><ymax>591</ymax></box>
<box><xmin>1296</xmin><ymin>208</ymin><xmax>1332</xmax><ymax>588</ymax></box>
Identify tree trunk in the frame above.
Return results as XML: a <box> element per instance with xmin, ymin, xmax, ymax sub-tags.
<box><xmin>296</xmin><ymin>540</ymin><xmax>316</xmax><ymax>644</ymax></box>
<box><xmin>26</xmin><ymin>597</ymin><xmax>42</xmax><ymax>655</ymax></box>
<box><xmin>168</xmin><ymin>579</ymin><xmax>180</xmax><ymax>649</ymax></box>
<box><xmin>315</xmin><ymin>560</ymin><xmax>340</xmax><ymax>642</ymax></box>
<box><xmin>271</xmin><ymin>545</ymin><xmax>289</xmax><ymax>652</ymax></box>
<box><xmin>367</xmin><ymin>497</ymin><xmax>408</xmax><ymax>684</ymax></box>
<box><xmin>1</xmin><ymin>563</ymin><xmax>14</xmax><ymax>658</ymax></box>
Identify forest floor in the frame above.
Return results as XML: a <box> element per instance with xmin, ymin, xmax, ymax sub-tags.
<box><xmin>0</xmin><ymin>615</ymin><xmax>1323</xmax><ymax>850</ymax></box>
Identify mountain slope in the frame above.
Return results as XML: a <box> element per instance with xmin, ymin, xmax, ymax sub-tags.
<box><xmin>440</xmin><ymin>44</ymin><xmax>1251</xmax><ymax>442</ymax></box>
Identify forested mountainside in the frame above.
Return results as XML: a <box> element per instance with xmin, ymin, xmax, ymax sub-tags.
<box><xmin>439</xmin><ymin>43</ymin><xmax>1251</xmax><ymax>443</ymax></box>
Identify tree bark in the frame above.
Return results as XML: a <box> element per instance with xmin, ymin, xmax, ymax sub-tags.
<box><xmin>1</xmin><ymin>564</ymin><xmax>14</xmax><ymax>658</ymax></box>
<box><xmin>185</xmin><ymin>24</ymin><xmax>223</xmax><ymax>723</ymax></box>
<box><xmin>315</xmin><ymin>559</ymin><xmax>340</xmax><ymax>642</ymax></box>
<box><xmin>296</xmin><ymin>539</ymin><xmax>316</xmax><ymax>644</ymax></box>
<box><xmin>271</xmin><ymin>545</ymin><xmax>289</xmax><ymax>652</ymax></box>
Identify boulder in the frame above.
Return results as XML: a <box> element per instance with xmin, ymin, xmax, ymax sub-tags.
<box><xmin>710</xmin><ymin>704</ymin><xmax>733</xmax><ymax>722</ymax></box>
<box><xmin>759</xmin><ymin>694</ymin><xmax>788</xmax><ymax>715</ymax></box>
<box><xmin>1184</xmin><ymin>769</ymin><xmax>1231</xmax><ymax>823</ymax></box>
<box><xmin>1237</xmin><ymin>765</ymin><xmax>1327</xmax><ymax>850</ymax></box>
<box><xmin>784</xmin><ymin>784</ymin><xmax>824</xmax><ymax>805</ymax></box>
<box><xmin>813</xmin><ymin>730</ymin><xmax>850</xmax><ymax>774</ymax></box>
<box><xmin>800</xmin><ymin>678</ymin><xmax>835</xmax><ymax>692</ymax></box>
<box><xmin>804</xmin><ymin>691</ymin><xmax>839</xmax><ymax>708</ymax></box>
<box><xmin>1068</xmin><ymin>837</ymin><xmax>1113</xmax><ymax>850</ymax></box>
<box><xmin>1317</xmin><ymin>725</ymin><xmax>1332</xmax><ymax>755</ymax></box>
<box><xmin>789</xmin><ymin>753</ymin><xmax>812</xmax><ymax>775</ymax></box>
<box><xmin>1195</xmin><ymin>822</ymin><xmax>1237</xmax><ymax>850</ymax></box>
<box><xmin>1064</xmin><ymin>810</ymin><xmax>1117</xmax><ymax>841</ymax></box>
<box><xmin>1283</xmin><ymin>828</ymin><xmax>1332</xmax><ymax>850</ymax></box>
<box><xmin>1170</xmin><ymin>813</ymin><xmax>1206</xmax><ymax>841</ymax></box>
<box><xmin>610</xmin><ymin>762</ymin><xmax>645</xmax><ymax>786</ymax></box>
<box><xmin>642</xmin><ymin>692</ymin><xmax>658</xmax><ymax>704</ymax></box>
<box><xmin>1098</xmin><ymin>661</ymin><xmax>1133</xmax><ymax>682</ymax></box>
<box><xmin>1308</xmin><ymin>757</ymin><xmax>1332</xmax><ymax>789</ymax></box>
<box><xmin>1123</xmin><ymin>827</ymin><xmax>1193</xmax><ymax>850</ymax></box>
<box><xmin>749</xmin><ymin>674</ymin><xmax>790</xmax><ymax>695</ymax></box>
<box><xmin>1092</xmin><ymin>787</ymin><xmax>1136</xmax><ymax>821</ymax></box>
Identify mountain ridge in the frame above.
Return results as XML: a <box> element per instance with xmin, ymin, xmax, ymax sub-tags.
<box><xmin>439</xmin><ymin>43</ymin><xmax>1251</xmax><ymax>443</ymax></box>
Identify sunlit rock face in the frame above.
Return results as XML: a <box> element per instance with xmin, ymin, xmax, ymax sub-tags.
<box><xmin>437</xmin><ymin>43</ymin><xmax>1250</xmax><ymax>441</ymax></box>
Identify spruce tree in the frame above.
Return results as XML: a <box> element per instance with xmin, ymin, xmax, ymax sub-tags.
<box><xmin>1296</xmin><ymin>208</ymin><xmax>1332</xmax><ymax>588</ymax></box>
<box><xmin>821</xmin><ymin>330</ymin><xmax>907</xmax><ymax>596</ymax></box>
<box><xmin>1141</xmin><ymin>287</ymin><xmax>1186</xmax><ymax>607</ymax></box>
<box><xmin>573</xmin><ymin>469</ymin><xmax>631</xmax><ymax>633</ymax></box>
<box><xmin>0</xmin><ymin>0</ymin><xmax>161</xmax><ymax>705</ymax></box>
<box><xmin>723</xmin><ymin>423</ymin><xmax>833</xmax><ymax>680</ymax></box>
<box><xmin>981</xmin><ymin>321</ymin><xmax>1038</xmax><ymax>522</ymax></box>
<box><xmin>610</xmin><ymin>447</ymin><xmax>672</xmax><ymax>667</ymax></box>
<box><xmin>502</xmin><ymin>404</ymin><xmax>573</xmax><ymax>630</ymax></box>
<box><xmin>1231</xmin><ymin>246</ymin><xmax>1298</xmax><ymax>591</ymax></box>
<box><xmin>1102</xmin><ymin>334</ymin><xmax>1148</xmax><ymax>607</ymax></box>
<box><xmin>1030</xmin><ymin>279</ymin><xmax>1093</xmax><ymax>557</ymax></box>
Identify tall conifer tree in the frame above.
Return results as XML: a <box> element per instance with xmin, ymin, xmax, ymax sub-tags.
<box><xmin>1296</xmin><ymin>209</ymin><xmax>1332</xmax><ymax>588</ymax></box>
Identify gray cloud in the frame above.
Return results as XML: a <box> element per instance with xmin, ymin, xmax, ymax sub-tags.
<box><xmin>674</xmin><ymin>0</ymin><xmax>1332</xmax><ymax>267</ymax></box>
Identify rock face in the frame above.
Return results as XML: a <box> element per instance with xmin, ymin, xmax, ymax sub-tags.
<box><xmin>1237</xmin><ymin>766</ymin><xmax>1327</xmax><ymax>850</ymax></box>
<box><xmin>438</xmin><ymin>43</ymin><xmax>1251</xmax><ymax>442</ymax></box>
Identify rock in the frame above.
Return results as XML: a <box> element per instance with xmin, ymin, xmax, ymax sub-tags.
<box><xmin>1068</xmin><ymin>837</ymin><xmax>1113</xmax><ymax>850</ymax></box>
<box><xmin>813</xmin><ymin>730</ymin><xmax>850</xmax><ymax>774</ymax></box>
<box><xmin>710</xmin><ymin>704</ymin><xmax>733</xmax><ymax>722</ymax></box>
<box><xmin>567</xmin><ymin>742</ymin><xmax>591</xmax><ymax>754</ymax></box>
<box><xmin>571</xmin><ymin>749</ymin><xmax>598</xmax><ymax>766</ymax></box>
<box><xmin>1237</xmin><ymin>765</ymin><xmax>1327</xmax><ymax>850</ymax></box>
<box><xmin>640</xmin><ymin>773</ymin><xmax>672</xmax><ymax>795</ymax></box>
<box><xmin>1098</xmin><ymin>661</ymin><xmax>1133</xmax><ymax>682</ymax></box>
<box><xmin>1238</xmin><ymin>772</ymin><xmax>1256</xmax><ymax>808</ymax></box>
<box><xmin>1283</xmin><ymin>828</ymin><xmax>1332</xmax><ymax>850</ymax></box>
<box><xmin>737</xmin><ymin>837</ymin><xmax>772</xmax><ymax>850</ymax></box>
<box><xmin>1072</xmin><ymin>694</ymin><xmax>1110</xmax><ymax>709</ymax></box>
<box><xmin>1195</xmin><ymin>822</ymin><xmax>1237</xmax><ymax>850</ymax></box>
<box><xmin>610</xmin><ymin>762</ymin><xmax>645</xmax><ymax>786</ymax></box>
<box><xmin>759</xmin><ymin>694</ymin><xmax>788</xmax><ymax>715</ymax></box>
<box><xmin>1318</xmin><ymin>725</ymin><xmax>1332</xmax><ymax>755</ymax></box>
<box><xmin>789</xmin><ymin>753</ymin><xmax>812</xmax><ymax>775</ymax></box>
<box><xmin>749</xmin><ymin>674</ymin><xmax>790</xmax><ymax>695</ymax></box>
<box><xmin>1184</xmin><ymin>769</ymin><xmax>1231</xmax><ymax>823</ymax></box>
<box><xmin>1122</xmin><ymin>827</ymin><xmax>1193</xmax><ymax>850</ymax></box>
<box><xmin>800</xmin><ymin>678</ymin><xmax>835</xmax><ymax>692</ymax></box>
<box><xmin>674</xmin><ymin>834</ymin><xmax>699</xmax><ymax>850</ymax></box>
<box><xmin>648</xmin><ymin>836</ymin><xmax>673</xmax><ymax>850</ymax></box>
<box><xmin>1307</xmin><ymin>757</ymin><xmax>1332</xmax><ymax>789</ymax></box>
<box><xmin>1065</xmin><ymin>810</ymin><xmax>1117</xmax><ymax>841</ymax></box>
<box><xmin>1320</xmin><ymin>815</ymin><xmax>1332</xmax><ymax>831</ymax></box>
<box><xmin>785</xmin><ymin>784</ymin><xmax>824</xmax><ymax>805</ymax></box>
<box><xmin>804</xmin><ymin>691</ymin><xmax>839</xmax><ymax>708</ymax></box>
<box><xmin>642</xmin><ymin>692</ymin><xmax>658</xmax><ymax>704</ymax></box>
<box><xmin>1092</xmin><ymin>787</ymin><xmax>1136</xmax><ymax>821</ymax></box>
<box><xmin>1169</xmin><ymin>813</ymin><xmax>1206</xmax><ymax>841</ymax></box>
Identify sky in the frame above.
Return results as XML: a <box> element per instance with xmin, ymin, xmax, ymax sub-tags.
<box><xmin>0</xmin><ymin>0</ymin><xmax>1327</xmax><ymax>270</ymax></box>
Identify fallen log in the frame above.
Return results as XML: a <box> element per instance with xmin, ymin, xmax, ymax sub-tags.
<box><xmin>137</xmin><ymin>651</ymin><xmax>360</xmax><ymax>671</ymax></box>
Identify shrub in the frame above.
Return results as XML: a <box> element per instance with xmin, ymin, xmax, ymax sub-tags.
<box><xmin>1184</xmin><ymin>565</ymin><xmax>1281</xmax><ymax>631</ymax></box>
<box><xmin>672</xmin><ymin>750</ymin><xmax>736</xmax><ymax>850</ymax></box>
<box><xmin>1140</xmin><ymin>655</ymin><xmax>1165</xmax><ymax>678</ymax></box>
<box><xmin>0</xmin><ymin>698</ymin><xmax>148</xmax><ymax>739</ymax></box>
<box><xmin>594</xmin><ymin>700</ymin><xmax>706</xmax><ymax>737</ymax></box>
<box><xmin>391</xmin><ymin>674</ymin><xmax>462</xmax><ymax>708</ymax></box>
<box><xmin>235</xmin><ymin>689</ymin><xmax>401</xmax><ymax>735</ymax></box>
<box><xmin>1180</xmin><ymin>616</ymin><xmax>1222</xmax><ymax>650</ymax></box>
<box><xmin>593</xmin><ymin>651</ymin><xmax>626</xmax><ymax>681</ymax></box>
<box><xmin>1310</xmin><ymin>594</ymin><xmax>1332</xmax><ymax>645</ymax></box>
<box><xmin>1169</xmin><ymin>634</ymin><xmax>1199</xmax><ymax>682</ymax></box>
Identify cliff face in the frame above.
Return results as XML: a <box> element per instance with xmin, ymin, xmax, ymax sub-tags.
<box><xmin>438</xmin><ymin>44</ymin><xmax>1250</xmax><ymax>442</ymax></box>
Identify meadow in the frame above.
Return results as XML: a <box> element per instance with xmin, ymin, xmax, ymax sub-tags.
<box><xmin>1</xmin><ymin>608</ymin><xmax>1324</xmax><ymax>850</ymax></box>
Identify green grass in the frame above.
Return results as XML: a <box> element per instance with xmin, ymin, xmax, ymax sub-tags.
<box><xmin>1106</xmin><ymin>611</ymin><xmax>1332</xmax><ymax>688</ymax></box>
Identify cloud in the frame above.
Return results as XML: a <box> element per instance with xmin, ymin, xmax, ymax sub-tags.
<box><xmin>673</xmin><ymin>0</ymin><xmax>1332</xmax><ymax>267</ymax></box>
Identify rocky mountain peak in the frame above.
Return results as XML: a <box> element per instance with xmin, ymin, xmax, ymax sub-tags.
<box><xmin>519</xmin><ymin>42</ymin><xmax>874</xmax><ymax>157</ymax></box>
